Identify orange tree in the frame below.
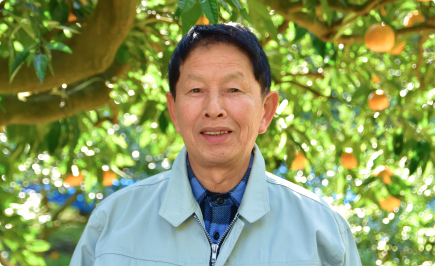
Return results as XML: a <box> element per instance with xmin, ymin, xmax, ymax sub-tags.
<box><xmin>0</xmin><ymin>0</ymin><xmax>435</xmax><ymax>265</ymax></box>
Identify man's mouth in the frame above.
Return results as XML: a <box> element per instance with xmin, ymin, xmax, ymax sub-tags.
<box><xmin>202</xmin><ymin>131</ymin><xmax>230</xmax><ymax>136</ymax></box>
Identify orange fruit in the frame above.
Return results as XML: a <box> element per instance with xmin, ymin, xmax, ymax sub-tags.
<box><xmin>379</xmin><ymin>196</ymin><xmax>401</xmax><ymax>211</ymax></box>
<box><xmin>364</xmin><ymin>23</ymin><xmax>395</xmax><ymax>53</ymax></box>
<box><xmin>368</xmin><ymin>90</ymin><xmax>390</xmax><ymax>111</ymax></box>
<box><xmin>389</xmin><ymin>41</ymin><xmax>406</xmax><ymax>55</ymax></box>
<box><xmin>195</xmin><ymin>15</ymin><xmax>209</xmax><ymax>25</ymax></box>
<box><xmin>49</xmin><ymin>251</ymin><xmax>60</xmax><ymax>260</ymax></box>
<box><xmin>64</xmin><ymin>174</ymin><xmax>84</xmax><ymax>187</ymax></box>
<box><xmin>374</xmin><ymin>165</ymin><xmax>393</xmax><ymax>184</ymax></box>
<box><xmin>290</xmin><ymin>151</ymin><xmax>307</xmax><ymax>170</ymax></box>
<box><xmin>371</xmin><ymin>75</ymin><xmax>381</xmax><ymax>84</ymax></box>
<box><xmin>103</xmin><ymin>171</ymin><xmax>117</xmax><ymax>186</ymax></box>
<box><xmin>340</xmin><ymin>152</ymin><xmax>358</xmax><ymax>170</ymax></box>
<box><xmin>403</xmin><ymin>11</ymin><xmax>425</xmax><ymax>28</ymax></box>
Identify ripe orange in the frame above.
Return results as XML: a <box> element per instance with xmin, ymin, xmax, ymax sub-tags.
<box><xmin>389</xmin><ymin>41</ymin><xmax>406</xmax><ymax>55</ymax></box>
<box><xmin>364</xmin><ymin>23</ymin><xmax>395</xmax><ymax>53</ymax></box>
<box><xmin>371</xmin><ymin>75</ymin><xmax>381</xmax><ymax>84</ymax></box>
<box><xmin>103</xmin><ymin>171</ymin><xmax>117</xmax><ymax>186</ymax></box>
<box><xmin>379</xmin><ymin>196</ymin><xmax>401</xmax><ymax>211</ymax></box>
<box><xmin>340</xmin><ymin>152</ymin><xmax>358</xmax><ymax>170</ymax></box>
<box><xmin>368</xmin><ymin>90</ymin><xmax>390</xmax><ymax>111</ymax></box>
<box><xmin>290</xmin><ymin>151</ymin><xmax>307</xmax><ymax>170</ymax></box>
<box><xmin>64</xmin><ymin>174</ymin><xmax>84</xmax><ymax>187</ymax></box>
<box><xmin>374</xmin><ymin>165</ymin><xmax>393</xmax><ymax>184</ymax></box>
<box><xmin>49</xmin><ymin>251</ymin><xmax>60</xmax><ymax>260</ymax></box>
<box><xmin>195</xmin><ymin>15</ymin><xmax>209</xmax><ymax>25</ymax></box>
<box><xmin>403</xmin><ymin>11</ymin><xmax>425</xmax><ymax>28</ymax></box>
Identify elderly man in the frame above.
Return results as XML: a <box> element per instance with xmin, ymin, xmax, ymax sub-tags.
<box><xmin>70</xmin><ymin>23</ymin><xmax>361</xmax><ymax>266</ymax></box>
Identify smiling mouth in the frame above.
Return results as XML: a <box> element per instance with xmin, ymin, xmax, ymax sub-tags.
<box><xmin>201</xmin><ymin>131</ymin><xmax>231</xmax><ymax>136</ymax></box>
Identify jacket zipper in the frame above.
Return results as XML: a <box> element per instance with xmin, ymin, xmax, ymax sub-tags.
<box><xmin>193</xmin><ymin>213</ymin><xmax>240</xmax><ymax>266</ymax></box>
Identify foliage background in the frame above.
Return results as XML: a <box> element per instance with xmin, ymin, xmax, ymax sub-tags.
<box><xmin>0</xmin><ymin>0</ymin><xmax>435</xmax><ymax>265</ymax></box>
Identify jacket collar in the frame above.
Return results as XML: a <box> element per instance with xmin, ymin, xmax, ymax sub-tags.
<box><xmin>159</xmin><ymin>144</ymin><xmax>270</xmax><ymax>227</ymax></box>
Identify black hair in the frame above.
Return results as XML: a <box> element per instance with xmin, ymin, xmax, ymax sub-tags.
<box><xmin>168</xmin><ymin>23</ymin><xmax>271</xmax><ymax>100</ymax></box>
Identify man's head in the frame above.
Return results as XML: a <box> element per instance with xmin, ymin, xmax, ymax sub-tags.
<box><xmin>166</xmin><ymin>23</ymin><xmax>279</xmax><ymax>169</ymax></box>
<box><xmin>168</xmin><ymin>23</ymin><xmax>271</xmax><ymax>100</ymax></box>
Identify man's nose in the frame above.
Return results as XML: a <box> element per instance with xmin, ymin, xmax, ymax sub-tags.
<box><xmin>203</xmin><ymin>92</ymin><xmax>227</xmax><ymax>119</ymax></box>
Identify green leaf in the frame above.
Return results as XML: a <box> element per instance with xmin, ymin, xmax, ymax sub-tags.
<box><xmin>114</xmin><ymin>153</ymin><xmax>136</xmax><ymax>167</ymax></box>
<box><xmin>26</xmin><ymin>240</ymin><xmax>51</xmax><ymax>252</ymax></box>
<box><xmin>115</xmin><ymin>43</ymin><xmax>129</xmax><ymax>64</ymax></box>
<box><xmin>9</xmin><ymin>45</ymin><xmax>32</xmax><ymax>84</ymax></box>
<box><xmin>46</xmin><ymin>42</ymin><xmax>73</xmax><ymax>53</ymax></box>
<box><xmin>49</xmin><ymin>0</ymin><xmax>69</xmax><ymax>24</ymax></box>
<box><xmin>319</xmin><ymin>0</ymin><xmax>333</xmax><ymax>27</ymax></box>
<box><xmin>247</xmin><ymin>0</ymin><xmax>277</xmax><ymax>41</ymax></box>
<box><xmin>181</xmin><ymin>1</ymin><xmax>202</xmax><ymax>35</ymax></box>
<box><xmin>158</xmin><ymin>111</ymin><xmax>169</xmax><ymax>133</ymax></box>
<box><xmin>393</xmin><ymin>132</ymin><xmax>403</xmax><ymax>157</ymax></box>
<box><xmin>302</xmin><ymin>0</ymin><xmax>316</xmax><ymax>10</ymax></box>
<box><xmin>33</xmin><ymin>53</ymin><xmax>48</xmax><ymax>84</ymax></box>
<box><xmin>302</xmin><ymin>0</ymin><xmax>316</xmax><ymax>19</ymax></box>
<box><xmin>292</xmin><ymin>24</ymin><xmax>308</xmax><ymax>43</ymax></box>
<box><xmin>339</xmin><ymin>0</ymin><xmax>348</xmax><ymax>8</ymax></box>
<box><xmin>200</xmin><ymin>0</ymin><xmax>219</xmax><ymax>24</ymax></box>
<box><xmin>46</xmin><ymin>121</ymin><xmax>62</xmax><ymax>155</ymax></box>
<box><xmin>312</xmin><ymin>35</ymin><xmax>326</xmax><ymax>58</ymax></box>
<box><xmin>22</xmin><ymin>2</ymin><xmax>40</xmax><ymax>15</ymax></box>
<box><xmin>179</xmin><ymin>0</ymin><xmax>197</xmax><ymax>12</ymax></box>
<box><xmin>240</xmin><ymin>8</ymin><xmax>249</xmax><ymax>21</ymax></box>
<box><xmin>231</xmin><ymin>0</ymin><xmax>242</xmax><ymax>10</ymax></box>
<box><xmin>219</xmin><ymin>0</ymin><xmax>232</xmax><ymax>14</ymax></box>
<box><xmin>139</xmin><ymin>100</ymin><xmax>159</xmax><ymax>125</ymax></box>
<box><xmin>173</xmin><ymin>7</ymin><xmax>181</xmax><ymax>19</ymax></box>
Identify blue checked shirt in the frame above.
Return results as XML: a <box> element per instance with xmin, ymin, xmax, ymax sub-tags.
<box><xmin>186</xmin><ymin>152</ymin><xmax>254</xmax><ymax>244</ymax></box>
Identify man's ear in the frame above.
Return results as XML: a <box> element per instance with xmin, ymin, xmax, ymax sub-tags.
<box><xmin>259</xmin><ymin>91</ymin><xmax>279</xmax><ymax>134</ymax></box>
<box><xmin>165</xmin><ymin>92</ymin><xmax>181</xmax><ymax>134</ymax></box>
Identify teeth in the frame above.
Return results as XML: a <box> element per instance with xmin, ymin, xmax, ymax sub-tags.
<box><xmin>203</xmin><ymin>131</ymin><xmax>229</xmax><ymax>136</ymax></box>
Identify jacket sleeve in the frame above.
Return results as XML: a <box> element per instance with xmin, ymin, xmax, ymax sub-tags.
<box><xmin>341</xmin><ymin>227</ymin><xmax>362</xmax><ymax>266</ymax></box>
<box><xmin>69</xmin><ymin>210</ymin><xmax>102</xmax><ymax>266</ymax></box>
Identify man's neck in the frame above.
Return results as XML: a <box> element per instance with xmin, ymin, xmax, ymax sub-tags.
<box><xmin>187</xmin><ymin>152</ymin><xmax>252</xmax><ymax>193</ymax></box>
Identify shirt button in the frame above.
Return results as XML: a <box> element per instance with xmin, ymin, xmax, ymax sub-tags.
<box><xmin>216</xmin><ymin>198</ymin><xmax>224</xmax><ymax>205</ymax></box>
<box><xmin>213</xmin><ymin>232</ymin><xmax>220</xmax><ymax>240</ymax></box>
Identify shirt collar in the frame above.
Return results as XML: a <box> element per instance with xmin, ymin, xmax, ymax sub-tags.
<box><xmin>159</xmin><ymin>144</ymin><xmax>270</xmax><ymax>227</ymax></box>
<box><xmin>186</xmin><ymin>151</ymin><xmax>254</xmax><ymax>206</ymax></box>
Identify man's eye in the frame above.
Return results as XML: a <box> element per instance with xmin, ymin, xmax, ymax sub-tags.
<box><xmin>230</xmin><ymin>88</ymin><xmax>240</xmax><ymax>92</ymax></box>
<box><xmin>192</xmin><ymin>88</ymin><xmax>200</xmax><ymax>93</ymax></box>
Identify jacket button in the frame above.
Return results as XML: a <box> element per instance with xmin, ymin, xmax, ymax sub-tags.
<box><xmin>213</xmin><ymin>232</ymin><xmax>220</xmax><ymax>240</ymax></box>
<box><xmin>216</xmin><ymin>198</ymin><xmax>224</xmax><ymax>205</ymax></box>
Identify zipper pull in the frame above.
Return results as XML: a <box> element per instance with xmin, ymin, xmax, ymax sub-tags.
<box><xmin>211</xmin><ymin>243</ymin><xmax>218</xmax><ymax>266</ymax></box>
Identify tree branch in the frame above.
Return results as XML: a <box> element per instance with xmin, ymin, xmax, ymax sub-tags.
<box><xmin>0</xmin><ymin>253</ymin><xmax>10</xmax><ymax>266</ymax></box>
<box><xmin>0</xmin><ymin>79</ymin><xmax>111</xmax><ymax>126</ymax></box>
<box><xmin>0</xmin><ymin>0</ymin><xmax>138</xmax><ymax>94</ymax></box>
<box><xmin>283</xmin><ymin>73</ymin><xmax>325</xmax><ymax>79</ymax></box>
<box><xmin>276</xmin><ymin>80</ymin><xmax>334</xmax><ymax>99</ymax></box>
<box><xmin>41</xmin><ymin>190</ymin><xmax>81</xmax><ymax>241</ymax></box>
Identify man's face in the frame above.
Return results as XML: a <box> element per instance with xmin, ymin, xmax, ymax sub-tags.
<box><xmin>166</xmin><ymin>43</ymin><xmax>278</xmax><ymax>167</ymax></box>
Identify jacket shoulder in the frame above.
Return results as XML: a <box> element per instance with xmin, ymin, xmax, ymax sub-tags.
<box><xmin>92</xmin><ymin>170</ymin><xmax>171</xmax><ymax>212</ymax></box>
<box><xmin>265</xmin><ymin>172</ymin><xmax>350</xmax><ymax>232</ymax></box>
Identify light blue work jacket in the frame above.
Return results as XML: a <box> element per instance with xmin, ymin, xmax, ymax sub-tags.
<box><xmin>70</xmin><ymin>144</ymin><xmax>362</xmax><ymax>266</ymax></box>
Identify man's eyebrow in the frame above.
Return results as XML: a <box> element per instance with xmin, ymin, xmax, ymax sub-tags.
<box><xmin>184</xmin><ymin>72</ymin><xmax>245</xmax><ymax>80</ymax></box>
<box><xmin>185</xmin><ymin>73</ymin><xmax>203</xmax><ymax>80</ymax></box>
<box><xmin>223</xmin><ymin>72</ymin><xmax>244</xmax><ymax>79</ymax></box>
